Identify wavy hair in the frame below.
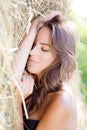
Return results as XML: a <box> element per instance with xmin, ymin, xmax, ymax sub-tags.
<box><xmin>25</xmin><ymin>15</ymin><xmax>77</xmax><ymax>113</ymax></box>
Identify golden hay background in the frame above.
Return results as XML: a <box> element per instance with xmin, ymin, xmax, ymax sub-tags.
<box><xmin>0</xmin><ymin>0</ymin><xmax>87</xmax><ymax>130</ymax></box>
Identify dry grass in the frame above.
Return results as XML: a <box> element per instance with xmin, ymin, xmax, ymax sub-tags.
<box><xmin>0</xmin><ymin>0</ymin><xmax>86</xmax><ymax>130</ymax></box>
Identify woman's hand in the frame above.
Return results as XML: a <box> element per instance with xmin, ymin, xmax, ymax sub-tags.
<box><xmin>16</xmin><ymin>71</ymin><xmax>34</xmax><ymax>103</ymax></box>
<box><xmin>29</xmin><ymin>10</ymin><xmax>62</xmax><ymax>33</ymax></box>
<box><xmin>44</xmin><ymin>10</ymin><xmax>62</xmax><ymax>21</ymax></box>
<box><xmin>20</xmin><ymin>71</ymin><xmax>34</xmax><ymax>99</ymax></box>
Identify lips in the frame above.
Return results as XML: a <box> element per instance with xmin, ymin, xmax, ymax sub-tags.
<box><xmin>29</xmin><ymin>58</ymin><xmax>39</xmax><ymax>64</ymax></box>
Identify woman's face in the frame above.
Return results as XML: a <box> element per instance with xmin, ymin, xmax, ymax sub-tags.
<box><xmin>27</xmin><ymin>26</ymin><xmax>56</xmax><ymax>77</ymax></box>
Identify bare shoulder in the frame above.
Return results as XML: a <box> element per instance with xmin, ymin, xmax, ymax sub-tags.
<box><xmin>47</xmin><ymin>90</ymin><xmax>76</xmax><ymax>116</ymax></box>
<box><xmin>54</xmin><ymin>90</ymin><xmax>75</xmax><ymax>105</ymax></box>
<box><xmin>36</xmin><ymin>90</ymin><xmax>77</xmax><ymax>130</ymax></box>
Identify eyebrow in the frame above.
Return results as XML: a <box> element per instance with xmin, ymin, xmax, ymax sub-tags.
<box><xmin>40</xmin><ymin>43</ymin><xmax>51</xmax><ymax>47</ymax></box>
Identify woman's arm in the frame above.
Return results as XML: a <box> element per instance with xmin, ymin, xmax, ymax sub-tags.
<box><xmin>12</xmin><ymin>26</ymin><xmax>37</xmax><ymax>82</ymax></box>
<box><xmin>12</xmin><ymin>14</ymin><xmax>45</xmax><ymax>83</ymax></box>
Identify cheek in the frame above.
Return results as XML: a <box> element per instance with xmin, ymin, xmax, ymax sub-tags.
<box><xmin>40</xmin><ymin>53</ymin><xmax>56</xmax><ymax>69</ymax></box>
<box><xmin>27</xmin><ymin>53</ymin><xmax>56</xmax><ymax>74</ymax></box>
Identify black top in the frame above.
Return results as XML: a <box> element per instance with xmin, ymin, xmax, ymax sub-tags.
<box><xmin>24</xmin><ymin>116</ymin><xmax>39</xmax><ymax>130</ymax></box>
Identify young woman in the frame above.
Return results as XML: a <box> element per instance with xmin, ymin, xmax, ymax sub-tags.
<box><xmin>13</xmin><ymin>11</ymin><xmax>77</xmax><ymax>130</ymax></box>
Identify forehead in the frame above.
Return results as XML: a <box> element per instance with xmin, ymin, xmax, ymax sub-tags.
<box><xmin>35</xmin><ymin>26</ymin><xmax>52</xmax><ymax>44</ymax></box>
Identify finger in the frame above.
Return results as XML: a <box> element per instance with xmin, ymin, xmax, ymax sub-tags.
<box><xmin>44</xmin><ymin>10</ymin><xmax>52</xmax><ymax>15</ymax></box>
<box><xmin>28</xmin><ymin>75</ymin><xmax>34</xmax><ymax>87</ymax></box>
<box><xmin>44</xmin><ymin>10</ymin><xmax>62</xmax><ymax>19</ymax></box>
<box><xmin>37</xmin><ymin>21</ymin><xmax>44</xmax><ymax>31</ymax></box>
<box><xmin>19</xmin><ymin>80</ymin><xmax>23</xmax><ymax>88</ymax></box>
<box><xmin>28</xmin><ymin>75</ymin><xmax>34</xmax><ymax>93</ymax></box>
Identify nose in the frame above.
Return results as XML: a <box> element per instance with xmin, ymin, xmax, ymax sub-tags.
<box><xmin>29</xmin><ymin>45</ymin><xmax>38</xmax><ymax>56</ymax></box>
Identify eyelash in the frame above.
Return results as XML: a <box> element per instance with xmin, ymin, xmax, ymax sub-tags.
<box><xmin>32</xmin><ymin>43</ymin><xmax>49</xmax><ymax>52</ymax></box>
<box><xmin>41</xmin><ymin>48</ymin><xmax>49</xmax><ymax>52</ymax></box>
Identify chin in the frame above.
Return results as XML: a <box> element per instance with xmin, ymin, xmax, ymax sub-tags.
<box><xmin>29</xmin><ymin>70</ymin><xmax>42</xmax><ymax>77</ymax></box>
<box><xmin>27</xmin><ymin>66</ymin><xmax>42</xmax><ymax>76</ymax></box>
<box><xmin>28</xmin><ymin>69</ymin><xmax>38</xmax><ymax>75</ymax></box>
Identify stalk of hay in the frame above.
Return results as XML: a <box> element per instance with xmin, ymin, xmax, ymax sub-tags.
<box><xmin>0</xmin><ymin>0</ymin><xmax>86</xmax><ymax>130</ymax></box>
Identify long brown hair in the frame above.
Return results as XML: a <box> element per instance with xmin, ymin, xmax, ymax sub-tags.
<box><xmin>25</xmin><ymin>15</ymin><xmax>77</xmax><ymax>113</ymax></box>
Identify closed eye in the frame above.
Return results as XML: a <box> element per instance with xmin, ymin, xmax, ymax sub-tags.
<box><xmin>40</xmin><ymin>43</ymin><xmax>51</xmax><ymax>52</ymax></box>
<box><xmin>41</xmin><ymin>47</ymin><xmax>50</xmax><ymax>52</ymax></box>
